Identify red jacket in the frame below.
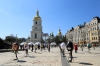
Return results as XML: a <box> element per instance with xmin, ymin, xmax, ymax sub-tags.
<box><xmin>74</xmin><ymin>44</ymin><xmax>78</xmax><ymax>50</ymax></box>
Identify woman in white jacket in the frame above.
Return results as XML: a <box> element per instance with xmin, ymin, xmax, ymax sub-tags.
<box><xmin>24</xmin><ymin>43</ymin><xmax>29</xmax><ymax>57</ymax></box>
<box><xmin>60</xmin><ymin>42</ymin><xmax>66</xmax><ymax>57</ymax></box>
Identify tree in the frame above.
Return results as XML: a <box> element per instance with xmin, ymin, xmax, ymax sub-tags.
<box><xmin>18</xmin><ymin>38</ymin><xmax>27</xmax><ymax>44</ymax></box>
<box><xmin>5</xmin><ymin>35</ymin><xmax>17</xmax><ymax>44</ymax></box>
<box><xmin>0</xmin><ymin>38</ymin><xmax>4</xmax><ymax>49</ymax></box>
<box><xmin>54</xmin><ymin>35</ymin><xmax>59</xmax><ymax>45</ymax></box>
<box><xmin>62</xmin><ymin>35</ymin><xmax>68</xmax><ymax>43</ymax></box>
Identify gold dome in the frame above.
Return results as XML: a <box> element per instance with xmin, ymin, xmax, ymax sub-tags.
<box><xmin>33</xmin><ymin>9</ymin><xmax>41</xmax><ymax>20</ymax></box>
<box><xmin>58</xmin><ymin>29</ymin><xmax>62</xmax><ymax>35</ymax></box>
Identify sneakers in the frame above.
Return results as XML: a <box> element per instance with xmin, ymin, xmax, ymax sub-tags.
<box><xmin>68</xmin><ymin>60</ymin><xmax>72</xmax><ymax>62</ymax></box>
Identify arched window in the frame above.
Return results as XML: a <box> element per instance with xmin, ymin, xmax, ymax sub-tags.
<box><xmin>35</xmin><ymin>33</ymin><xmax>37</xmax><ymax>38</ymax></box>
<box><xmin>92</xmin><ymin>37</ymin><xmax>93</xmax><ymax>40</ymax></box>
<box><xmin>96</xmin><ymin>37</ymin><xmax>97</xmax><ymax>40</ymax></box>
<box><xmin>94</xmin><ymin>37</ymin><xmax>95</xmax><ymax>40</ymax></box>
<box><xmin>35</xmin><ymin>21</ymin><xmax>37</xmax><ymax>24</ymax></box>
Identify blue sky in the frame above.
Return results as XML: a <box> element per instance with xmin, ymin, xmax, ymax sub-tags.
<box><xmin>0</xmin><ymin>0</ymin><xmax>100</xmax><ymax>39</ymax></box>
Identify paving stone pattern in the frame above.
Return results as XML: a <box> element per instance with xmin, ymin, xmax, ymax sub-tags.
<box><xmin>0</xmin><ymin>47</ymin><xmax>100</xmax><ymax>66</ymax></box>
<box><xmin>65</xmin><ymin>47</ymin><xmax>100</xmax><ymax>66</ymax></box>
<box><xmin>0</xmin><ymin>48</ymin><xmax>62</xmax><ymax>66</ymax></box>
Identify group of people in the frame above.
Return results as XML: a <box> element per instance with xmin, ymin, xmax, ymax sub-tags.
<box><xmin>59</xmin><ymin>41</ymin><xmax>74</xmax><ymax>62</ymax></box>
<box><xmin>11</xmin><ymin>41</ymin><xmax>97</xmax><ymax>62</ymax></box>
<box><xmin>12</xmin><ymin>42</ymin><xmax>51</xmax><ymax>60</ymax></box>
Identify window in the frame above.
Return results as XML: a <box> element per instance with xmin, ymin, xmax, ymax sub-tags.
<box><xmin>35</xmin><ymin>27</ymin><xmax>37</xmax><ymax>29</ymax></box>
<box><xmin>35</xmin><ymin>33</ymin><xmax>37</xmax><ymax>38</ymax></box>
<box><xmin>96</xmin><ymin>37</ymin><xmax>97</xmax><ymax>40</ymax></box>
<box><xmin>93</xmin><ymin>28</ymin><xmax>94</xmax><ymax>30</ymax></box>
<box><xmin>87</xmin><ymin>38</ymin><xmax>88</xmax><ymax>40</ymax></box>
<box><xmin>35</xmin><ymin>21</ymin><xmax>37</xmax><ymax>24</ymax></box>
<box><xmin>94</xmin><ymin>37</ymin><xmax>95</xmax><ymax>40</ymax></box>
<box><xmin>92</xmin><ymin>37</ymin><xmax>93</xmax><ymax>40</ymax></box>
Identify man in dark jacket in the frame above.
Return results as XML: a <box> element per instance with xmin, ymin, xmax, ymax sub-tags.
<box><xmin>66</xmin><ymin>40</ymin><xmax>74</xmax><ymax>62</ymax></box>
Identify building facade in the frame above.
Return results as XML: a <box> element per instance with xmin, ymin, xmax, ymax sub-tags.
<box><xmin>66</xmin><ymin>16</ymin><xmax>100</xmax><ymax>45</ymax></box>
<box><xmin>30</xmin><ymin>9</ymin><xmax>42</xmax><ymax>43</ymax></box>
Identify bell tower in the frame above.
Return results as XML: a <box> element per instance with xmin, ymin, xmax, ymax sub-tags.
<box><xmin>30</xmin><ymin>9</ymin><xmax>42</xmax><ymax>43</ymax></box>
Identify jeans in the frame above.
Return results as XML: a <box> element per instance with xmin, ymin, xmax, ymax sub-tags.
<box><xmin>14</xmin><ymin>50</ymin><xmax>18</xmax><ymax>59</ymax></box>
<box><xmin>62</xmin><ymin>49</ymin><xmax>65</xmax><ymax>56</ymax></box>
<box><xmin>69</xmin><ymin>51</ymin><xmax>73</xmax><ymax>62</ymax></box>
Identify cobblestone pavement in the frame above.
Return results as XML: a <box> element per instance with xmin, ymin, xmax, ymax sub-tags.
<box><xmin>65</xmin><ymin>47</ymin><xmax>100</xmax><ymax>66</ymax></box>
<box><xmin>0</xmin><ymin>47</ymin><xmax>62</xmax><ymax>66</ymax></box>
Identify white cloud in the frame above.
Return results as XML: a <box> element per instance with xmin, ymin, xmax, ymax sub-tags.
<box><xmin>0</xmin><ymin>9</ymin><xmax>8</xmax><ymax>15</ymax></box>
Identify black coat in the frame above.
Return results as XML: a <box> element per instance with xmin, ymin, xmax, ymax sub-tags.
<box><xmin>66</xmin><ymin>41</ymin><xmax>74</xmax><ymax>51</ymax></box>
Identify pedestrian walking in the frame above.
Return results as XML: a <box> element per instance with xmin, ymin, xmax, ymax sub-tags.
<box><xmin>59</xmin><ymin>43</ymin><xmax>62</xmax><ymax>53</ymax></box>
<box><xmin>38</xmin><ymin>44</ymin><xmax>40</xmax><ymax>50</ymax></box>
<box><xmin>43</xmin><ymin>44</ymin><xmax>45</xmax><ymax>50</ymax></box>
<box><xmin>60</xmin><ymin>42</ymin><xmax>66</xmax><ymax>57</ymax></box>
<box><xmin>40</xmin><ymin>44</ymin><xmax>43</xmax><ymax>51</ymax></box>
<box><xmin>31</xmin><ymin>44</ymin><xmax>34</xmax><ymax>52</ymax></box>
<box><xmin>80</xmin><ymin>44</ymin><xmax>83</xmax><ymax>51</ymax></box>
<box><xmin>48</xmin><ymin>44</ymin><xmax>50</xmax><ymax>52</ymax></box>
<box><xmin>74</xmin><ymin>43</ymin><xmax>78</xmax><ymax>53</ymax></box>
<box><xmin>87</xmin><ymin>42</ymin><xmax>91</xmax><ymax>51</ymax></box>
<box><xmin>66</xmin><ymin>40</ymin><xmax>74</xmax><ymax>62</ymax></box>
<box><xmin>92</xmin><ymin>44</ymin><xmax>95</xmax><ymax>50</ymax></box>
<box><xmin>34</xmin><ymin>44</ymin><xmax>38</xmax><ymax>53</ymax></box>
<box><xmin>12</xmin><ymin>42</ymin><xmax>19</xmax><ymax>60</ymax></box>
<box><xmin>24</xmin><ymin>43</ymin><xmax>29</xmax><ymax>57</ymax></box>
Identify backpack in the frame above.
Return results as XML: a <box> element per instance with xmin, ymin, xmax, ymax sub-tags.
<box><xmin>88</xmin><ymin>44</ymin><xmax>91</xmax><ymax>48</ymax></box>
<box><xmin>66</xmin><ymin>41</ymin><xmax>73</xmax><ymax>51</ymax></box>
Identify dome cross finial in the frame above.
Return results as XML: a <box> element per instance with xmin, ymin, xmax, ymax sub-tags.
<box><xmin>36</xmin><ymin>7</ymin><xmax>39</xmax><ymax>17</ymax></box>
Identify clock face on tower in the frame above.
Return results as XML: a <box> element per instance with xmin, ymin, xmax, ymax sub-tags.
<box><xmin>35</xmin><ymin>27</ymin><xmax>37</xmax><ymax>29</ymax></box>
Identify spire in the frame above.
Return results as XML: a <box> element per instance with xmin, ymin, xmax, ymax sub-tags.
<box><xmin>58</xmin><ymin>27</ymin><xmax>62</xmax><ymax>35</ymax></box>
<box><xmin>59</xmin><ymin>27</ymin><xmax>60</xmax><ymax>31</ymax></box>
<box><xmin>51</xmin><ymin>31</ymin><xmax>54</xmax><ymax>37</ymax></box>
<box><xmin>33</xmin><ymin>8</ymin><xmax>41</xmax><ymax>20</ymax></box>
<box><xmin>36</xmin><ymin>8</ymin><xmax>39</xmax><ymax>17</ymax></box>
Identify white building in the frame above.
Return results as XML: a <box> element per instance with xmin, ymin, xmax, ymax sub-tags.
<box><xmin>30</xmin><ymin>9</ymin><xmax>42</xmax><ymax>43</ymax></box>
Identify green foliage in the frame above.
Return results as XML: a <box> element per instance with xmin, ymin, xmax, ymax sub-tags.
<box><xmin>5</xmin><ymin>36</ymin><xmax>16</xmax><ymax>43</ymax></box>
<box><xmin>18</xmin><ymin>38</ymin><xmax>27</xmax><ymax>44</ymax></box>
<box><xmin>0</xmin><ymin>38</ymin><xmax>4</xmax><ymax>49</ymax></box>
<box><xmin>54</xmin><ymin>35</ymin><xmax>59</xmax><ymax>45</ymax></box>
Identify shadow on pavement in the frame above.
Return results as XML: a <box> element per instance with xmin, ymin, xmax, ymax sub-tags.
<box><xmin>17</xmin><ymin>60</ymin><xmax>26</xmax><ymax>62</ymax></box>
<box><xmin>79</xmin><ymin>62</ymin><xmax>93</xmax><ymax>65</ymax></box>
<box><xmin>73</xmin><ymin>57</ymin><xmax>77</xmax><ymax>58</ymax></box>
<box><xmin>37</xmin><ymin>52</ymin><xmax>42</xmax><ymax>54</ymax></box>
<box><xmin>89</xmin><ymin>52</ymin><xmax>100</xmax><ymax>54</ymax></box>
<box><xmin>95</xmin><ymin>53</ymin><xmax>100</xmax><ymax>54</ymax></box>
<box><xmin>67</xmin><ymin>57</ymin><xmax>77</xmax><ymax>58</ymax></box>
<box><xmin>13</xmin><ymin>59</ymin><xmax>18</xmax><ymax>61</ymax></box>
<box><xmin>28</xmin><ymin>56</ymin><xmax>35</xmax><ymax>58</ymax></box>
<box><xmin>77</xmin><ymin>53</ymin><xmax>85</xmax><ymax>54</ymax></box>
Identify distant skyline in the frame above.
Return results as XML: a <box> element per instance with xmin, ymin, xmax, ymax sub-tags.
<box><xmin>0</xmin><ymin>0</ymin><xmax>100</xmax><ymax>39</ymax></box>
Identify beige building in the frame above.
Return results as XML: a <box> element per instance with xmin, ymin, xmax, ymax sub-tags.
<box><xmin>66</xmin><ymin>16</ymin><xmax>100</xmax><ymax>45</ymax></box>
